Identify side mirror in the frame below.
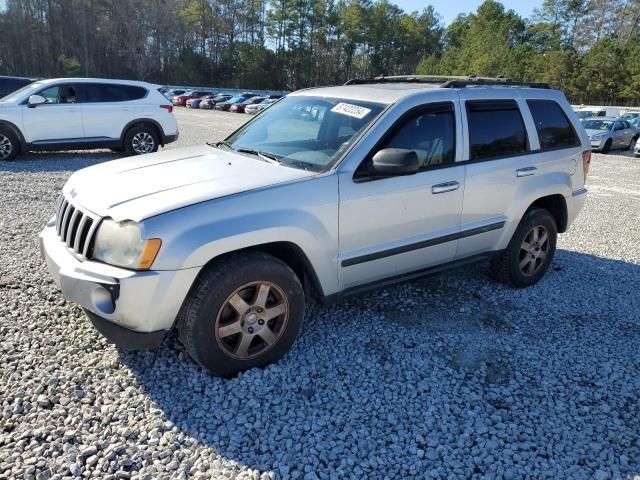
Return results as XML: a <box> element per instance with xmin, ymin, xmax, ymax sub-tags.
<box><xmin>27</xmin><ymin>95</ymin><xmax>46</xmax><ymax>108</ymax></box>
<box><xmin>371</xmin><ymin>148</ymin><xmax>419</xmax><ymax>176</ymax></box>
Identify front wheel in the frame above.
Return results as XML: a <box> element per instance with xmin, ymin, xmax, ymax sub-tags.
<box><xmin>0</xmin><ymin>128</ymin><xmax>19</xmax><ymax>161</ymax></box>
<box><xmin>490</xmin><ymin>208</ymin><xmax>557</xmax><ymax>288</ymax></box>
<box><xmin>124</xmin><ymin>125</ymin><xmax>160</xmax><ymax>156</ymax></box>
<box><xmin>629</xmin><ymin>136</ymin><xmax>638</xmax><ymax>151</ymax></box>
<box><xmin>178</xmin><ymin>252</ymin><xmax>305</xmax><ymax>377</ymax></box>
<box><xmin>601</xmin><ymin>139</ymin><xmax>612</xmax><ymax>154</ymax></box>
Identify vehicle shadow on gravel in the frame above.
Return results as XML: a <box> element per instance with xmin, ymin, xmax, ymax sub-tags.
<box><xmin>120</xmin><ymin>249</ymin><xmax>639</xmax><ymax>477</ymax></box>
<box><xmin>0</xmin><ymin>151</ymin><xmax>119</xmax><ymax>172</ymax></box>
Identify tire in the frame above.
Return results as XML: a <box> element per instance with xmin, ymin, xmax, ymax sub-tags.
<box><xmin>0</xmin><ymin>127</ymin><xmax>19</xmax><ymax>161</ymax></box>
<box><xmin>601</xmin><ymin>139</ymin><xmax>612</xmax><ymax>154</ymax></box>
<box><xmin>489</xmin><ymin>208</ymin><xmax>557</xmax><ymax>288</ymax></box>
<box><xmin>124</xmin><ymin>125</ymin><xmax>160</xmax><ymax>156</ymax></box>
<box><xmin>178</xmin><ymin>252</ymin><xmax>305</xmax><ymax>377</ymax></box>
<box><xmin>629</xmin><ymin>136</ymin><xmax>638</xmax><ymax>151</ymax></box>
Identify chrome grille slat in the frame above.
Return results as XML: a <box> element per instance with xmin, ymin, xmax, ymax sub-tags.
<box><xmin>73</xmin><ymin>215</ymin><xmax>89</xmax><ymax>252</ymax></box>
<box><xmin>66</xmin><ymin>209</ymin><xmax>81</xmax><ymax>247</ymax></box>
<box><xmin>53</xmin><ymin>196</ymin><xmax>100</xmax><ymax>258</ymax></box>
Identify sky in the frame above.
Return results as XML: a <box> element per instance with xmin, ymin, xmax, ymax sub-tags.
<box><xmin>393</xmin><ymin>0</ymin><xmax>539</xmax><ymax>24</ymax></box>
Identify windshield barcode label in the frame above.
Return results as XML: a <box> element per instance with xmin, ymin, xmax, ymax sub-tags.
<box><xmin>331</xmin><ymin>102</ymin><xmax>371</xmax><ymax>119</ymax></box>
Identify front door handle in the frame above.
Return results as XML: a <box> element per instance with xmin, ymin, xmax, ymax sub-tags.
<box><xmin>516</xmin><ymin>166</ymin><xmax>537</xmax><ymax>177</ymax></box>
<box><xmin>431</xmin><ymin>181</ymin><xmax>460</xmax><ymax>194</ymax></box>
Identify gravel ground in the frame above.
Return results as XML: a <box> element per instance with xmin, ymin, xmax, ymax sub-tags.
<box><xmin>0</xmin><ymin>108</ymin><xmax>639</xmax><ymax>480</ymax></box>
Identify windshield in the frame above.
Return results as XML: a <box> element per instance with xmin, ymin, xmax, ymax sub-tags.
<box><xmin>224</xmin><ymin>95</ymin><xmax>384</xmax><ymax>172</ymax></box>
<box><xmin>1</xmin><ymin>82</ymin><xmax>41</xmax><ymax>102</ymax></box>
<box><xmin>583</xmin><ymin>119</ymin><xmax>613</xmax><ymax>130</ymax></box>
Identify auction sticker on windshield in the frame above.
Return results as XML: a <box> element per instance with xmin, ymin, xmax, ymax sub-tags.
<box><xmin>331</xmin><ymin>102</ymin><xmax>372</xmax><ymax>119</ymax></box>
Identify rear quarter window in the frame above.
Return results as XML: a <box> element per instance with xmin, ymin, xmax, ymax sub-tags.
<box><xmin>466</xmin><ymin>100</ymin><xmax>528</xmax><ymax>161</ymax></box>
<box><xmin>82</xmin><ymin>84</ymin><xmax>147</xmax><ymax>102</ymax></box>
<box><xmin>527</xmin><ymin>100</ymin><xmax>580</xmax><ymax>150</ymax></box>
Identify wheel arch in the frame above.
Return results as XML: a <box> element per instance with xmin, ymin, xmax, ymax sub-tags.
<box><xmin>526</xmin><ymin>194</ymin><xmax>568</xmax><ymax>233</ymax></box>
<box><xmin>187</xmin><ymin>241</ymin><xmax>326</xmax><ymax>303</ymax></box>
<box><xmin>121</xmin><ymin>118</ymin><xmax>165</xmax><ymax>146</ymax></box>
<box><xmin>0</xmin><ymin>120</ymin><xmax>27</xmax><ymax>153</ymax></box>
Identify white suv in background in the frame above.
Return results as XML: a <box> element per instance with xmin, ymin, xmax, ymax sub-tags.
<box><xmin>0</xmin><ymin>78</ymin><xmax>178</xmax><ymax>161</ymax></box>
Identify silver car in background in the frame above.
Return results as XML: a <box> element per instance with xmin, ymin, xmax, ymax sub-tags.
<box><xmin>583</xmin><ymin>117</ymin><xmax>638</xmax><ymax>153</ymax></box>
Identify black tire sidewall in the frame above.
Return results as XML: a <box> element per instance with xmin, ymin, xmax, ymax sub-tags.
<box><xmin>505</xmin><ymin>209</ymin><xmax>557</xmax><ymax>288</ymax></box>
<box><xmin>0</xmin><ymin>128</ymin><xmax>19</xmax><ymax>161</ymax></box>
<box><xmin>183</xmin><ymin>255</ymin><xmax>305</xmax><ymax>377</ymax></box>
<box><xmin>124</xmin><ymin>125</ymin><xmax>159</xmax><ymax>156</ymax></box>
<box><xmin>602</xmin><ymin>139</ymin><xmax>612</xmax><ymax>154</ymax></box>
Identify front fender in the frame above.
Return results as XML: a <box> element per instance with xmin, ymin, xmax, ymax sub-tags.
<box><xmin>144</xmin><ymin>175</ymin><xmax>340</xmax><ymax>295</ymax></box>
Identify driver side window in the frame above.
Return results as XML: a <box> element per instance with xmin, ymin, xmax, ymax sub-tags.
<box><xmin>38</xmin><ymin>85</ymin><xmax>77</xmax><ymax>104</ymax></box>
<box><xmin>379</xmin><ymin>103</ymin><xmax>455</xmax><ymax>171</ymax></box>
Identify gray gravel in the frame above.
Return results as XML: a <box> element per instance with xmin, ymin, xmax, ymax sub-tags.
<box><xmin>1</xmin><ymin>108</ymin><xmax>639</xmax><ymax>479</ymax></box>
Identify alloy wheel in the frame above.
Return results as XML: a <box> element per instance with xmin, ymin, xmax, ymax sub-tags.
<box><xmin>0</xmin><ymin>134</ymin><xmax>12</xmax><ymax>160</ymax></box>
<box><xmin>519</xmin><ymin>225</ymin><xmax>550</xmax><ymax>276</ymax></box>
<box><xmin>215</xmin><ymin>281</ymin><xmax>289</xmax><ymax>360</ymax></box>
<box><xmin>131</xmin><ymin>132</ymin><xmax>155</xmax><ymax>154</ymax></box>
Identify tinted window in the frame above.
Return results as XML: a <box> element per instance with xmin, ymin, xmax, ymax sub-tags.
<box><xmin>82</xmin><ymin>84</ymin><xmax>147</xmax><ymax>102</ymax></box>
<box><xmin>0</xmin><ymin>78</ymin><xmax>32</xmax><ymax>97</ymax></box>
<box><xmin>38</xmin><ymin>85</ymin><xmax>77</xmax><ymax>104</ymax></box>
<box><xmin>381</xmin><ymin>104</ymin><xmax>455</xmax><ymax>169</ymax></box>
<box><xmin>527</xmin><ymin>100</ymin><xmax>579</xmax><ymax>150</ymax></box>
<box><xmin>467</xmin><ymin>100</ymin><xmax>527</xmax><ymax>160</ymax></box>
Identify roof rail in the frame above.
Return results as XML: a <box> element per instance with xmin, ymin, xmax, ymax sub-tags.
<box><xmin>344</xmin><ymin>75</ymin><xmax>550</xmax><ymax>89</ymax></box>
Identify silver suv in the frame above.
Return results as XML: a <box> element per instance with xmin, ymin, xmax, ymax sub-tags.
<box><xmin>40</xmin><ymin>76</ymin><xmax>590</xmax><ymax>376</ymax></box>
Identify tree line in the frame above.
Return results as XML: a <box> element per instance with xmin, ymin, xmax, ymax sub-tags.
<box><xmin>0</xmin><ymin>0</ymin><xmax>639</xmax><ymax>105</ymax></box>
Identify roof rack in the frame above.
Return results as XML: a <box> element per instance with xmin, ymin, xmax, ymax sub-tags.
<box><xmin>344</xmin><ymin>75</ymin><xmax>550</xmax><ymax>89</ymax></box>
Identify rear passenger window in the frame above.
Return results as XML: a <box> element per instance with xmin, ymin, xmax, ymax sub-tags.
<box><xmin>527</xmin><ymin>100</ymin><xmax>579</xmax><ymax>150</ymax></box>
<box><xmin>467</xmin><ymin>100</ymin><xmax>527</xmax><ymax>160</ymax></box>
<box><xmin>381</xmin><ymin>103</ymin><xmax>455</xmax><ymax>170</ymax></box>
<box><xmin>82</xmin><ymin>84</ymin><xmax>147</xmax><ymax>102</ymax></box>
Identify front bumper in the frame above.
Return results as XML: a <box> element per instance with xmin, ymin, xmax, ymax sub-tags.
<box><xmin>39</xmin><ymin>222</ymin><xmax>199</xmax><ymax>350</ymax></box>
<box><xmin>590</xmin><ymin>138</ymin><xmax>605</xmax><ymax>150</ymax></box>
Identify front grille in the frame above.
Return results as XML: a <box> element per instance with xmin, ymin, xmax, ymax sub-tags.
<box><xmin>55</xmin><ymin>196</ymin><xmax>100</xmax><ymax>258</ymax></box>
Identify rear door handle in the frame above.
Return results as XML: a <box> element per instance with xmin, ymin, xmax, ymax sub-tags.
<box><xmin>431</xmin><ymin>181</ymin><xmax>460</xmax><ymax>194</ymax></box>
<box><xmin>516</xmin><ymin>166</ymin><xmax>537</xmax><ymax>177</ymax></box>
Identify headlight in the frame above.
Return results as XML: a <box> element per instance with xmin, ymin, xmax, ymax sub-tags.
<box><xmin>591</xmin><ymin>133</ymin><xmax>605</xmax><ymax>140</ymax></box>
<box><xmin>92</xmin><ymin>219</ymin><xmax>161</xmax><ymax>270</ymax></box>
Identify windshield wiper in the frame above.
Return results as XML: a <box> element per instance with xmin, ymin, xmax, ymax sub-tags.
<box><xmin>209</xmin><ymin>140</ymin><xmax>234</xmax><ymax>150</ymax></box>
<box><xmin>235</xmin><ymin>148</ymin><xmax>280</xmax><ymax>163</ymax></box>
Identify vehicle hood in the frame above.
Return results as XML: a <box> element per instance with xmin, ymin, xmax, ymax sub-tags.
<box><xmin>585</xmin><ymin>129</ymin><xmax>609</xmax><ymax>137</ymax></box>
<box><xmin>63</xmin><ymin>145</ymin><xmax>316</xmax><ymax>222</ymax></box>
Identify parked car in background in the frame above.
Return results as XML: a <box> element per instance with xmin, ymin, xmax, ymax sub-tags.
<box><xmin>0</xmin><ymin>78</ymin><xmax>178</xmax><ymax>160</ymax></box>
<box><xmin>582</xmin><ymin>117</ymin><xmax>638</xmax><ymax>153</ymax></box>
<box><xmin>39</xmin><ymin>76</ymin><xmax>589</xmax><ymax>376</ymax></box>
<box><xmin>245</xmin><ymin>98</ymin><xmax>278</xmax><ymax>115</ymax></box>
<box><xmin>0</xmin><ymin>76</ymin><xmax>36</xmax><ymax>98</ymax></box>
<box><xmin>215</xmin><ymin>95</ymin><xmax>249</xmax><ymax>111</ymax></box>
<box><xmin>173</xmin><ymin>90</ymin><xmax>214</xmax><ymax>106</ymax></box>
<box><xmin>164</xmin><ymin>89</ymin><xmax>186</xmax><ymax>100</ymax></box>
<box><xmin>186</xmin><ymin>94</ymin><xmax>216</xmax><ymax>109</ymax></box>
<box><xmin>620</xmin><ymin>111</ymin><xmax>640</xmax><ymax>128</ymax></box>
<box><xmin>200</xmin><ymin>94</ymin><xmax>233</xmax><ymax>109</ymax></box>
<box><xmin>229</xmin><ymin>96</ymin><xmax>265</xmax><ymax>113</ymax></box>
<box><xmin>574</xmin><ymin>106</ymin><xmax>621</xmax><ymax>121</ymax></box>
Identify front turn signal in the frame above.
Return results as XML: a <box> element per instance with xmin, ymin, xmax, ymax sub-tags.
<box><xmin>137</xmin><ymin>238</ymin><xmax>162</xmax><ymax>270</ymax></box>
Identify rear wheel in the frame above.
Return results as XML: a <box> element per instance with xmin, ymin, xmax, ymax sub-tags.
<box><xmin>124</xmin><ymin>125</ymin><xmax>160</xmax><ymax>156</ymax></box>
<box><xmin>490</xmin><ymin>208</ymin><xmax>557</xmax><ymax>288</ymax></box>
<box><xmin>0</xmin><ymin>128</ymin><xmax>19</xmax><ymax>161</ymax></box>
<box><xmin>178</xmin><ymin>252</ymin><xmax>305</xmax><ymax>377</ymax></box>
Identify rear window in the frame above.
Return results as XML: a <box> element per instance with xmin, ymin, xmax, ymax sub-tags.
<box><xmin>528</xmin><ymin>100</ymin><xmax>579</xmax><ymax>150</ymax></box>
<box><xmin>467</xmin><ymin>100</ymin><xmax>528</xmax><ymax>160</ymax></box>
<box><xmin>82</xmin><ymin>83</ymin><xmax>147</xmax><ymax>102</ymax></box>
